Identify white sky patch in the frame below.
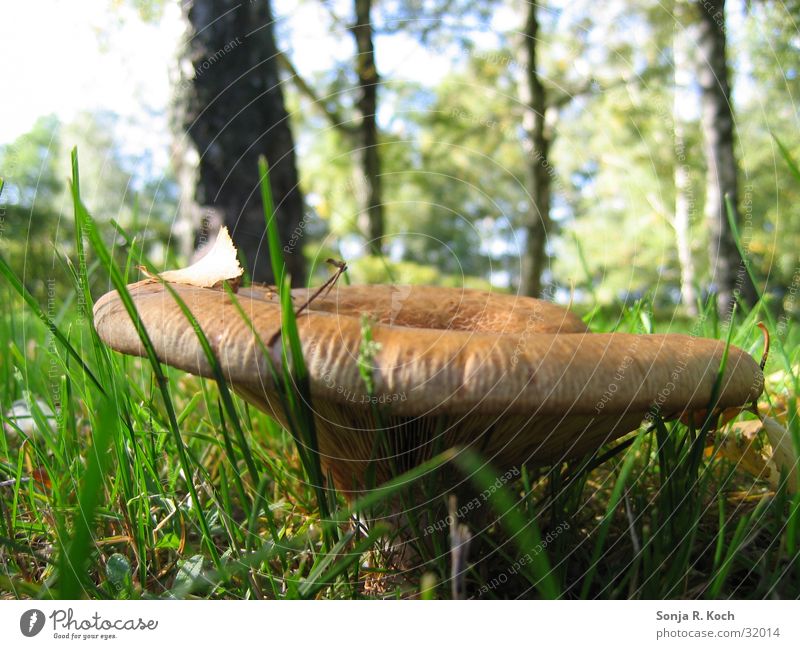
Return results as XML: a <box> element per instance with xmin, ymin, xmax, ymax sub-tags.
<box><xmin>274</xmin><ymin>0</ymin><xmax>347</xmax><ymax>73</ymax></box>
<box><xmin>274</xmin><ymin>0</ymin><xmax>461</xmax><ymax>86</ymax></box>
<box><xmin>377</xmin><ymin>32</ymin><xmax>454</xmax><ymax>84</ymax></box>
<box><xmin>1</xmin><ymin>0</ymin><xmax>184</xmax><ymax>172</ymax></box>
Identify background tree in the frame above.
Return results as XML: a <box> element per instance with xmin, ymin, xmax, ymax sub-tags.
<box><xmin>164</xmin><ymin>0</ymin><xmax>792</xmax><ymax>312</ymax></box>
<box><xmin>519</xmin><ymin>1</ymin><xmax>551</xmax><ymax>298</ymax></box>
<box><xmin>673</xmin><ymin>6</ymin><xmax>698</xmax><ymax>315</ymax></box>
<box><xmin>278</xmin><ymin>0</ymin><xmax>385</xmax><ymax>253</ymax></box>
<box><xmin>280</xmin><ymin>0</ymin><xmax>495</xmax><ymax>261</ymax></box>
<box><xmin>179</xmin><ymin>0</ymin><xmax>306</xmax><ymax>284</ymax></box>
<box><xmin>353</xmin><ymin>0</ymin><xmax>384</xmax><ymax>247</ymax></box>
<box><xmin>513</xmin><ymin>1</ymin><xmax>674</xmax><ymax>298</ymax></box>
<box><xmin>693</xmin><ymin>0</ymin><xmax>758</xmax><ymax>313</ymax></box>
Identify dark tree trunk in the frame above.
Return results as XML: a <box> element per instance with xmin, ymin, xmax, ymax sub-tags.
<box><xmin>694</xmin><ymin>0</ymin><xmax>757</xmax><ymax>314</ymax></box>
<box><xmin>352</xmin><ymin>0</ymin><xmax>384</xmax><ymax>249</ymax></box>
<box><xmin>183</xmin><ymin>0</ymin><xmax>306</xmax><ymax>285</ymax></box>
<box><xmin>519</xmin><ymin>2</ymin><xmax>551</xmax><ymax>298</ymax></box>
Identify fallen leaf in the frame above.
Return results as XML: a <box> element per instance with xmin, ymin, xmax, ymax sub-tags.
<box><xmin>762</xmin><ymin>416</ymin><xmax>799</xmax><ymax>494</ymax></box>
<box><xmin>712</xmin><ymin>414</ymin><xmax>799</xmax><ymax>494</ymax></box>
<box><xmin>31</xmin><ymin>467</ymin><xmax>51</xmax><ymax>490</ymax></box>
<box><xmin>142</xmin><ymin>226</ymin><xmax>243</xmax><ymax>289</ymax></box>
<box><xmin>711</xmin><ymin>419</ymin><xmax>772</xmax><ymax>482</ymax></box>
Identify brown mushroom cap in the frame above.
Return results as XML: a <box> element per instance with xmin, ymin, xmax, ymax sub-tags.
<box><xmin>93</xmin><ymin>281</ymin><xmax>764</xmax><ymax>493</ymax></box>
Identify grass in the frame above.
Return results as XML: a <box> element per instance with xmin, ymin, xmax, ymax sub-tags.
<box><xmin>0</xmin><ymin>153</ymin><xmax>798</xmax><ymax>599</ymax></box>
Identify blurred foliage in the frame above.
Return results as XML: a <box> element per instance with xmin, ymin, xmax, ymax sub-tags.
<box><xmin>0</xmin><ymin>113</ymin><xmax>179</xmax><ymax>302</ymax></box>
<box><xmin>285</xmin><ymin>0</ymin><xmax>800</xmax><ymax>318</ymax></box>
<box><xmin>738</xmin><ymin>0</ymin><xmax>800</xmax><ymax>295</ymax></box>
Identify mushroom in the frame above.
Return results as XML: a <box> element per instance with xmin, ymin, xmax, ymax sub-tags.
<box><xmin>93</xmin><ymin>280</ymin><xmax>764</xmax><ymax>500</ymax></box>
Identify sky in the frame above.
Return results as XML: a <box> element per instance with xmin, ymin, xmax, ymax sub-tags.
<box><xmin>1</xmin><ymin>0</ymin><xmax>184</xmax><ymax>170</ymax></box>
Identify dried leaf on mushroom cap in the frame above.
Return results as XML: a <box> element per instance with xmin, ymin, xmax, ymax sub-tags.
<box><xmin>140</xmin><ymin>226</ymin><xmax>243</xmax><ymax>289</ymax></box>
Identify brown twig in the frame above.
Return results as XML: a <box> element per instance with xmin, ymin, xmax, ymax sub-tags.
<box><xmin>294</xmin><ymin>259</ymin><xmax>348</xmax><ymax>318</ymax></box>
<box><xmin>756</xmin><ymin>322</ymin><xmax>770</xmax><ymax>370</ymax></box>
<box><xmin>267</xmin><ymin>259</ymin><xmax>348</xmax><ymax>350</ymax></box>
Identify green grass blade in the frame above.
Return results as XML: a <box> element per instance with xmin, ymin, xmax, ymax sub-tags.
<box><xmin>707</xmin><ymin>497</ymin><xmax>769</xmax><ymax>597</ymax></box>
<box><xmin>156</xmin><ymin>279</ymin><xmax>261</xmax><ymax>486</ymax></box>
<box><xmin>298</xmin><ymin>527</ymin><xmax>386</xmax><ymax>599</ymax></box>
<box><xmin>773</xmin><ymin>134</ymin><xmax>800</xmax><ymax>184</ymax></box>
<box><xmin>0</xmin><ymin>255</ymin><xmax>106</xmax><ymax>395</ymax></box>
<box><xmin>58</xmin><ymin>396</ymin><xmax>117</xmax><ymax>597</ymax></box>
<box><xmin>70</xmin><ymin>149</ymin><xmax>95</xmax><ymax>319</ymax></box>
<box><xmin>724</xmin><ymin>195</ymin><xmax>762</xmax><ymax>307</ymax></box>
<box><xmin>452</xmin><ymin>449</ymin><xmax>560</xmax><ymax>599</ymax></box>
<box><xmin>259</xmin><ymin>156</ymin><xmax>285</xmax><ymax>287</ymax></box>
<box><xmin>580</xmin><ymin>431</ymin><xmax>645</xmax><ymax>598</ymax></box>
<box><xmin>73</xmin><ymin>186</ymin><xmax>220</xmax><ymax>570</ymax></box>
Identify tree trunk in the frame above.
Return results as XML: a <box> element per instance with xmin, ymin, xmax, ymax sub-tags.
<box><xmin>352</xmin><ymin>0</ymin><xmax>385</xmax><ymax>249</ymax></box>
<box><xmin>694</xmin><ymin>0</ymin><xmax>757</xmax><ymax>314</ymax></box>
<box><xmin>673</xmin><ymin>22</ymin><xmax>698</xmax><ymax>316</ymax></box>
<box><xmin>182</xmin><ymin>0</ymin><xmax>306</xmax><ymax>285</ymax></box>
<box><xmin>519</xmin><ymin>2</ymin><xmax>551</xmax><ymax>298</ymax></box>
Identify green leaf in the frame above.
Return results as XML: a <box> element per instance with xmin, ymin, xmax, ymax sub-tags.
<box><xmin>106</xmin><ymin>553</ymin><xmax>132</xmax><ymax>590</ymax></box>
